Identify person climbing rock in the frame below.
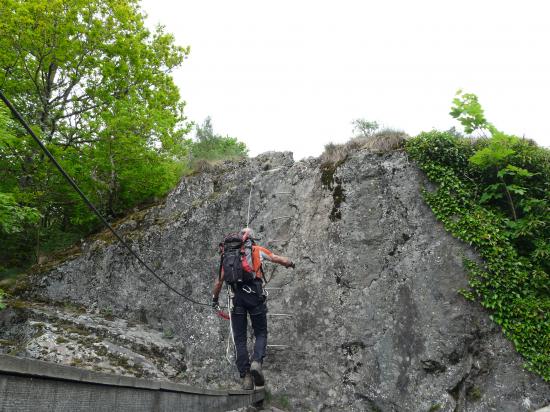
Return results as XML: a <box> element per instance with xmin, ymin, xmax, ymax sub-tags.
<box><xmin>212</xmin><ymin>227</ymin><xmax>295</xmax><ymax>390</ymax></box>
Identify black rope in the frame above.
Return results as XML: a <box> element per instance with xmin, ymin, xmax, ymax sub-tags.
<box><xmin>0</xmin><ymin>90</ymin><xmax>210</xmax><ymax>307</ymax></box>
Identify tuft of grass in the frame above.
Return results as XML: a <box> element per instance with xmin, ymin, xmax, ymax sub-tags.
<box><xmin>362</xmin><ymin>129</ymin><xmax>408</xmax><ymax>152</ymax></box>
<box><xmin>66</xmin><ymin>326</ymin><xmax>91</xmax><ymax>336</ymax></box>
<box><xmin>56</xmin><ymin>336</ymin><xmax>69</xmax><ymax>344</ymax></box>
<box><xmin>187</xmin><ymin>158</ymin><xmax>223</xmax><ymax>175</ymax></box>
<box><xmin>467</xmin><ymin>386</ymin><xmax>482</xmax><ymax>401</ymax></box>
<box><xmin>276</xmin><ymin>394</ymin><xmax>291</xmax><ymax>410</ymax></box>
<box><xmin>321</xmin><ymin>141</ymin><xmax>355</xmax><ymax>166</ymax></box>
<box><xmin>100</xmin><ymin>307</ymin><xmax>114</xmax><ymax>320</ymax></box>
<box><xmin>186</xmin><ymin>154</ymin><xmax>245</xmax><ymax>176</ymax></box>
<box><xmin>162</xmin><ymin>328</ymin><xmax>174</xmax><ymax>339</ymax></box>
<box><xmin>320</xmin><ymin>129</ymin><xmax>408</xmax><ymax>167</ymax></box>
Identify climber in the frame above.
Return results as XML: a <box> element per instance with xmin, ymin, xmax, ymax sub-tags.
<box><xmin>212</xmin><ymin>227</ymin><xmax>295</xmax><ymax>390</ymax></box>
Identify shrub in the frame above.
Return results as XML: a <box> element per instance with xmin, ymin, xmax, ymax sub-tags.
<box><xmin>406</xmin><ymin>93</ymin><xmax>549</xmax><ymax>381</ymax></box>
<box><xmin>189</xmin><ymin>117</ymin><xmax>248</xmax><ymax>170</ymax></box>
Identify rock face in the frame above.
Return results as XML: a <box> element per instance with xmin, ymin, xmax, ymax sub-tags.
<box><xmin>0</xmin><ymin>302</ymin><xmax>186</xmax><ymax>380</ymax></box>
<box><xmin>15</xmin><ymin>150</ymin><xmax>550</xmax><ymax>411</ymax></box>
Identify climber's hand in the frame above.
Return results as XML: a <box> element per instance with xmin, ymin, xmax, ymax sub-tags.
<box><xmin>212</xmin><ymin>296</ymin><xmax>220</xmax><ymax>312</ymax></box>
<box><xmin>287</xmin><ymin>261</ymin><xmax>295</xmax><ymax>269</ymax></box>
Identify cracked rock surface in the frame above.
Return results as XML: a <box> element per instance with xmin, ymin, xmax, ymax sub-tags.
<box><xmin>0</xmin><ymin>301</ymin><xmax>187</xmax><ymax>381</ymax></box>
<box><xmin>10</xmin><ymin>150</ymin><xmax>549</xmax><ymax>411</ymax></box>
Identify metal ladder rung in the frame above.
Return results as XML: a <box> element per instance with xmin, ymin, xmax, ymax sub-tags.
<box><xmin>268</xmin><ymin>239</ymin><xmax>290</xmax><ymax>243</ymax></box>
<box><xmin>274</xmin><ymin>192</ymin><xmax>292</xmax><ymax>195</ymax></box>
<box><xmin>272</xmin><ymin>216</ymin><xmax>293</xmax><ymax>221</ymax></box>
<box><xmin>267</xmin><ymin>345</ymin><xmax>289</xmax><ymax>348</ymax></box>
<box><xmin>268</xmin><ymin>313</ymin><xmax>293</xmax><ymax>317</ymax></box>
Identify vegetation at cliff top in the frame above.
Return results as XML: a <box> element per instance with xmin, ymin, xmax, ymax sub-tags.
<box><xmin>407</xmin><ymin>91</ymin><xmax>549</xmax><ymax>381</ymax></box>
<box><xmin>0</xmin><ymin>0</ymin><xmax>247</xmax><ymax>280</ymax></box>
<box><xmin>320</xmin><ymin>120</ymin><xmax>407</xmax><ymax>166</ymax></box>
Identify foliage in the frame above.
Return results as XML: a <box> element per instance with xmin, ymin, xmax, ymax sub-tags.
<box><xmin>352</xmin><ymin>118</ymin><xmax>379</xmax><ymax>138</ymax></box>
<box><xmin>406</xmin><ymin>93</ymin><xmax>550</xmax><ymax>380</ymax></box>
<box><xmin>0</xmin><ymin>288</ymin><xmax>5</xmax><ymax>310</ymax></box>
<box><xmin>0</xmin><ymin>192</ymin><xmax>40</xmax><ymax>234</ymax></box>
<box><xmin>0</xmin><ymin>0</ymin><xmax>194</xmax><ymax>269</ymax></box>
<box><xmin>321</xmin><ymin>121</ymin><xmax>406</xmax><ymax>167</ymax></box>
<box><xmin>449</xmin><ymin>90</ymin><xmax>496</xmax><ymax>136</ymax></box>
<box><xmin>0</xmin><ymin>1</ymin><xmax>249</xmax><ymax>272</ymax></box>
<box><xmin>189</xmin><ymin>117</ymin><xmax>247</xmax><ymax>166</ymax></box>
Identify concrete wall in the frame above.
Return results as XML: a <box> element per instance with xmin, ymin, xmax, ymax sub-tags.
<box><xmin>0</xmin><ymin>355</ymin><xmax>263</xmax><ymax>412</ymax></box>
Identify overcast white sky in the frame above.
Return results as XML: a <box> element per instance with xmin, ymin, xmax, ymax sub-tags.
<box><xmin>140</xmin><ymin>0</ymin><xmax>550</xmax><ymax>160</ymax></box>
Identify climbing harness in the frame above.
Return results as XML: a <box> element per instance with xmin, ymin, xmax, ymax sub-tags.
<box><xmin>0</xmin><ymin>90</ymin><xmax>211</xmax><ymax>308</ymax></box>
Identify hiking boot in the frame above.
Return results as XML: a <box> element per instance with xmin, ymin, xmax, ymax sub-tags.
<box><xmin>242</xmin><ymin>372</ymin><xmax>253</xmax><ymax>390</ymax></box>
<box><xmin>250</xmin><ymin>360</ymin><xmax>265</xmax><ymax>386</ymax></box>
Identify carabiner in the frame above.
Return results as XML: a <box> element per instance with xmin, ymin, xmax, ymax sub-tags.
<box><xmin>242</xmin><ymin>285</ymin><xmax>255</xmax><ymax>294</ymax></box>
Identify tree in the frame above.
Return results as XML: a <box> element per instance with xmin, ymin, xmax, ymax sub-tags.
<box><xmin>351</xmin><ymin>118</ymin><xmax>379</xmax><ymax>138</ymax></box>
<box><xmin>449</xmin><ymin>90</ymin><xmax>496</xmax><ymax>136</ymax></box>
<box><xmin>0</xmin><ymin>0</ymin><xmax>189</xmax><ymax>148</ymax></box>
<box><xmin>190</xmin><ymin>117</ymin><xmax>248</xmax><ymax>164</ymax></box>
<box><xmin>0</xmin><ymin>0</ymin><xmax>191</xmax><ymax>266</ymax></box>
<box><xmin>448</xmin><ymin>90</ymin><xmax>550</xmax><ymax>268</ymax></box>
<box><xmin>0</xmin><ymin>193</ymin><xmax>40</xmax><ymax>235</ymax></box>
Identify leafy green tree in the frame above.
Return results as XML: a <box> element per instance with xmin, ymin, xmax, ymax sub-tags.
<box><xmin>0</xmin><ymin>0</ymin><xmax>191</xmax><ymax>267</ymax></box>
<box><xmin>450</xmin><ymin>91</ymin><xmax>550</xmax><ymax>265</ymax></box>
<box><xmin>190</xmin><ymin>117</ymin><xmax>248</xmax><ymax>164</ymax></box>
<box><xmin>0</xmin><ymin>0</ymin><xmax>189</xmax><ymax>148</ymax></box>
<box><xmin>449</xmin><ymin>90</ymin><xmax>496</xmax><ymax>136</ymax></box>
<box><xmin>0</xmin><ymin>193</ymin><xmax>40</xmax><ymax>234</ymax></box>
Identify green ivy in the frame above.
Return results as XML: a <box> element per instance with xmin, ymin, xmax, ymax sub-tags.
<box><xmin>0</xmin><ymin>288</ymin><xmax>6</xmax><ymax>310</ymax></box>
<box><xmin>407</xmin><ymin>130</ymin><xmax>549</xmax><ymax>381</ymax></box>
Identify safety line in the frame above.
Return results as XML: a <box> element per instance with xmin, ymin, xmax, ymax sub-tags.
<box><xmin>225</xmin><ymin>286</ymin><xmax>236</xmax><ymax>364</ymax></box>
<box><xmin>246</xmin><ymin>179</ymin><xmax>254</xmax><ymax>228</ymax></box>
<box><xmin>0</xmin><ymin>90</ymin><xmax>210</xmax><ymax>307</ymax></box>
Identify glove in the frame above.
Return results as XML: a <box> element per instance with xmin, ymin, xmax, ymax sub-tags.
<box><xmin>212</xmin><ymin>296</ymin><xmax>220</xmax><ymax>312</ymax></box>
<box><xmin>287</xmin><ymin>261</ymin><xmax>295</xmax><ymax>269</ymax></box>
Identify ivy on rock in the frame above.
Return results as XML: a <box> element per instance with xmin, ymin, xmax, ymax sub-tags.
<box><xmin>406</xmin><ymin>92</ymin><xmax>549</xmax><ymax>381</ymax></box>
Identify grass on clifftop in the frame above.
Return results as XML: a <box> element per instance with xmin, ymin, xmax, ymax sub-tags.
<box><xmin>321</xmin><ymin>124</ymin><xmax>408</xmax><ymax>167</ymax></box>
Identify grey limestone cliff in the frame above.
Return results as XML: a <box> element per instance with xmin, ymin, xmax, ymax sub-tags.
<box><xmin>6</xmin><ymin>150</ymin><xmax>549</xmax><ymax>411</ymax></box>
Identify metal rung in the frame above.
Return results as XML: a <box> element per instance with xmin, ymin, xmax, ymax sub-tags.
<box><xmin>272</xmin><ymin>216</ymin><xmax>293</xmax><ymax>221</ymax></box>
<box><xmin>274</xmin><ymin>192</ymin><xmax>292</xmax><ymax>195</ymax></box>
<box><xmin>267</xmin><ymin>345</ymin><xmax>289</xmax><ymax>348</ymax></box>
<box><xmin>268</xmin><ymin>239</ymin><xmax>290</xmax><ymax>243</ymax></box>
<box><xmin>265</xmin><ymin>287</ymin><xmax>283</xmax><ymax>290</ymax></box>
<box><xmin>268</xmin><ymin>313</ymin><xmax>293</xmax><ymax>317</ymax></box>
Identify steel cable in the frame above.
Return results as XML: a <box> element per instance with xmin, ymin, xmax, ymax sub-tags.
<box><xmin>0</xmin><ymin>90</ymin><xmax>210</xmax><ymax>307</ymax></box>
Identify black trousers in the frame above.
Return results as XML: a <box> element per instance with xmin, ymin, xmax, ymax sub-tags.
<box><xmin>231</xmin><ymin>282</ymin><xmax>268</xmax><ymax>377</ymax></box>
